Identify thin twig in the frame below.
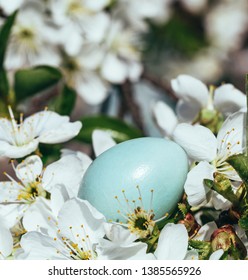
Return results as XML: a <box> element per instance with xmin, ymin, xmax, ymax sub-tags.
<box><xmin>26</xmin><ymin>85</ymin><xmax>60</xmax><ymax>115</ymax></box>
<box><xmin>141</xmin><ymin>72</ymin><xmax>178</xmax><ymax>101</ymax></box>
<box><xmin>121</xmin><ymin>81</ymin><xmax>145</xmax><ymax>133</ymax></box>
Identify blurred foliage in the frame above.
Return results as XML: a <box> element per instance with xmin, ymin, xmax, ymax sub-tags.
<box><xmin>143</xmin><ymin>10</ymin><xmax>207</xmax><ymax>61</ymax></box>
<box><xmin>51</xmin><ymin>85</ymin><xmax>77</xmax><ymax>116</ymax></box>
<box><xmin>77</xmin><ymin>115</ymin><xmax>143</xmax><ymax>144</ymax></box>
<box><xmin>14</xmin><ymin>66</ymin><xmax>62</xmax><ymax>102</ymax></box>
<box><xmin>0</xmin><ymin>11</ymin><xmax>17</xmax><ymax>100</ymax></box>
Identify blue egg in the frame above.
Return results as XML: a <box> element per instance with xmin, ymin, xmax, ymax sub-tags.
<box><xmin>78</xmin><ymin>137</ymin><xmax>188</xmax><ymax>222</ymax></box>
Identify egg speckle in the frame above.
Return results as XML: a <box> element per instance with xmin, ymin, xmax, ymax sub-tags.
<box><xmin>78</xmin><ymin>137</ymin><xmax>188</xmax><ymax>222</ymax></box>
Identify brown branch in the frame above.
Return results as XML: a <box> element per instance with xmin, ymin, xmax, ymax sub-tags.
<box><xmin>25</xmin><ymin>85</ymin><xmax>60</xmax><ymax>115</ymax></box>
<box><xmin>121</xmin><ymin>81</ymin><xmax>145</xmax><ymax>133</ymax></box>
<box><xmin>141</xmin><ymin>72</ymin><xmax>178</xmax><ymax>101</ymax></box>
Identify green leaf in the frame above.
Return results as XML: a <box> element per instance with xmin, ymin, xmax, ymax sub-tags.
<box><xmin>204</xmin><ymin>174</ymin><xmax>239</xmax><ymax>206</ymax></box>
<box><xmin>0</xmin><ymin>11</ymin><xmax>17</xmax><ymax>66</ymax></box>
<box><xmin>53</xmin><ymin>85</ymin><xmax>76</xmax><ymax>116</ymax></box>
<box><xmin>239</xmin><ymin>212</ymin><xmax>248</xmax><ymax>231</ymax></box>
<box><xmin>76</xmin><ymin>115</ymin><xmax>143</xmax><ymax>144</ymax></box>
<box><xmin>14</xmin><ymin>66</ymin><xmax>62</xmax><ymax>101</ymax></box>
<box><xmin>0</xmin><ymin>67</ymin><xmax>9</xmax><ymax>99</ymax></box>
<box><xmin>227</xmin><ymin>154</ymin><xmax>248</xmax><ymax>187</ymax></box>
<box><xmin>188</xmin><ymin>240</ymin><xmax>212</xmax><ymax>260</ymax></box>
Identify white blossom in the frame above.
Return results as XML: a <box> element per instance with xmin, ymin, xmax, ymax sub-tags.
<box><xmin>173</xmin><ymin>111</ymin><xmax>245</xmax><ymax>207</ymax></box>
<box><xmin>0</xmin><ymin>107</ymin><xmax>82</xmax><ymax>159</ymax></box>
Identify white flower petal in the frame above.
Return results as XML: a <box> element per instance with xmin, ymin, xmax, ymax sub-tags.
<box><xmin>173</xmin><ymin>123</ymin><xmax>217</xmax><ymax>162</ymax></box>
<box><xmin>18</xmin><ymin>232</ymin><xmax>67</xmax><ymax>260</ymax></box>
<box><xmin>77</xmin><ymin>72</ymin><xmax>108</xmax><ymax>105</ymax></box>
<box><xmin>211</xmin><ymin>192</ymin><xmax>232</xmax><ymax>211</ymax></box>
<box><xmin>58</xmin><ymin>198</ymin><xmax>106</xmax><ymax>245</ymax></box>
<box><xmin>15</xmin><ymin>155</ymin><xmax>43</xmax><ymax>185</ymax></box>
<box><xmin>84</xmin><ymin>0</ymin><xmax>110</xmax><ymax>11</ymax></box>
<box><xmin>82</xmin><ymin>13</ymin><xmax>110</xmax><ymax>43</ymax></box>
<box><xmin>42</xmin><ymin>154</ymin><xmax>89</xmax><ymax>195</ymax></box>
<box><xmin>209</xmin><ymin>249</ymin><xmax>224</xmax><ymax>260</ymax></box>
<box><xmin>101</xmin><ymin>53</ymin><xmax>128</xmax><ymax>84</ymax></box>
<box><xmin>154</xmin><ymin>223</ymin><xmax>188</xmax><ymax>260</ymax></box>
<box><xmin>171</xmin><ymin>75</ymin><xmax>208</xmax><ymax>107</ymax></box>
<box><xmin>153</xmin><ymin>101</ymin><xmax>178</xmax><ymax>137</ymax></box>
<box><xmin>0</xmin><ymin>204</ymin><xmax>27</xmax><ymax>228</ymax></box>
<box><xmin>184</xmin><ymin>161</ymin><xmax>214</xmax><ymax>206</ymax></box>
<box><xmin>0</xmin><ymin>221</ymin><xmax>13</xmax><ymax>258</ymax></box>
<box><xmin>103</xmin><ymin>223</ymin><xmax>137</xmax><ymax>245</ymax></box>
<box><xmin>0</xmin><ymin>181</ymin><xmax>20</xmax><ymax>203</ymax></box>
<box><xmin>0</xmin><ymin>119</ymin><xmax>12</xmax><ymax>142</ymax></box>
<box><xmin>50</xmin><ymin>185</ymin><xmax>71</xmax><ymax>217</ymax></box>
<box><xmin>127</xmin><ymin>61</ymin><xmax>143</xmax><ymax>82</ymax></box>
<box><xmin>22</xmin><ymin>198</ymin><xmax>56</xmax><ymax>236</ymax></box>
<box><xmin>0</xmin><ymin>139</ymin><xmax>39</xmax><ymax>159</ymax></box>
<box><xmin>184</xmin><ymin>250</ymin><xmax>199</xmax><ymax>260</ymax></box>
<box><xmin>176</xmin><ymin>99</ymin><xmax>201</xmax><ymax>122</ymax></box>
<box><xmin>217</xmin><ymin>111</ymin><xmax>245</xmax><ymax>156</ymax></box>
<box><xmin>25</xmin><ymin>111</ymin><xmax>82</xmax><ymax>144</ymax></box>
<box><xmin>214</xmin><ymin>84</ymin><xmax>246</xmax><ymax>115</ymax></box>
<box><xmin>39</xmin><ymin>121</ymin><xmax>82</xmax><ymax>144</ymax></box>
<box><xmin>194</xmin><ymin>221</ymin><xmax>217</xmax><ymax>241</ymax></box>
<box><xmin>98</xmin><ymin>238</ymin><xmax>152</xmax><ymax>260</ymax></box>
<box><xmin>92</xmin><ymin>130</ymin><xmax>116</xmax><ymax>157</ymax></box>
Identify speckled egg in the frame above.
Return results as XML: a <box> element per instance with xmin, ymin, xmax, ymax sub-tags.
<box><xmin>78</xmin><ymin>137</ymin><xmax>188</xmax><ymax>222</ymax></box>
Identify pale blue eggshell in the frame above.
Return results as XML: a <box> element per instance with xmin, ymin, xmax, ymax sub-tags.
<box><xmin>78</xmin><ymin>137</ymin><xmax>188</xmax><ymax>222</ymax></box>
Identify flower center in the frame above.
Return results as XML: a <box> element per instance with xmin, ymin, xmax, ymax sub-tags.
<box><xmin>213</xmin><ymin>128</ymin><xmax>243</xmax><ymax>179</ymax></box>
<box><xmin>67</xmin><ymin>0</ymin><xmax>91</xmax><ymax>17</ymax></box>
<box><xmin>17</xmin><ymin>181</ymin><xmax>48</xmax><ymax>203</ymax></box>
<box><xmin>127</xmin><ymin>206</ymin><xmax>155</xmax><ymax>239</ymax></box>
<box><xmin>115</xmin><ymin>187</ymin><xmax>156</xmax><ymax>239</ymax></box>
<box><xmin>53</xmin><ymin>224</ymin><xmax>96</xmax><ymax>260</ymax></box>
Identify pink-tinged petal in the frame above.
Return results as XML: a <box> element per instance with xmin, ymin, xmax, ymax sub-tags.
<box><xmin>92</xmin><ymin>130</ymin><xmax>116</xmax><ymax>157</ymax></box>
<box><xmin>214</xmin><ymin>84</ymin><xmax>246</xmax><ymax>115</ymax></box>
<box><xmin>153</xmin><ymin>101</ymin><xmax>178</xmax><ymax>137</ymax></box>
<box><xmin>184</xmin><ymin>161</ymin><xmax>214</xmax><ymax>206</ymax></box>
<box><xmin>155</xmin><ymin>223</ymin><xmax>188</xmax><ymax>260</ymax></box>
<box><xmin>171</xmin><ymin>74</ymin><xmax>208</xmax><ymax>107</ymax></box>
<box><xmin>173</xmin><ymin>123</ymin><xmax>217</xmax><ymax>162</ymax></box>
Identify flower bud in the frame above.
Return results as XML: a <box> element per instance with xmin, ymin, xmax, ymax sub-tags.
<box><xmin>210</xmin><ymin>225</ymin><xmax>247</xmax><ymax>259</ymax></box>
<box><xmin>178</xmin><ymin>213</ymin><xmax>200</xmax><ymax>238</ymax></box>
